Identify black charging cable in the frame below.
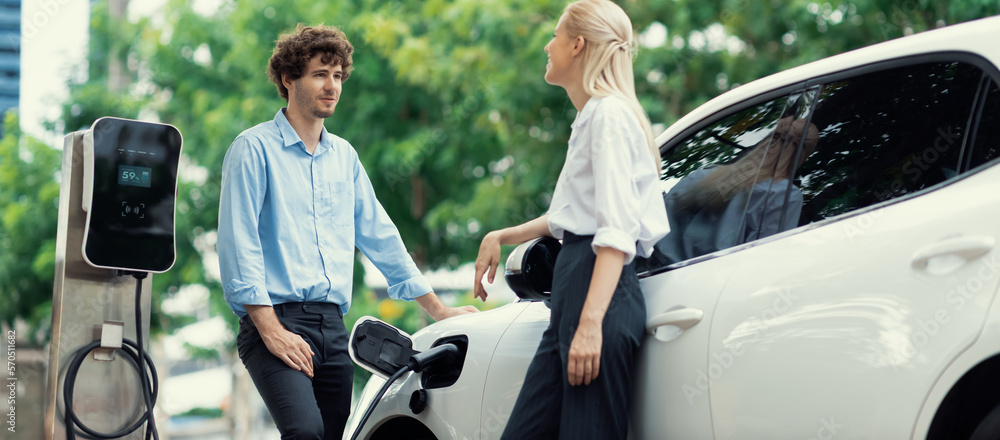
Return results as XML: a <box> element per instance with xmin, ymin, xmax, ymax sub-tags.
<box><xmin>130</xmin><ymin>272</ymin><xmax>159</xmax><ymax>440</ymax></box>
<box><xmin>349</xmin><ymin>343</ymin><xmax>459</xmax><ymax>440</ymax></box>
<box><xmin>348</xmin><ymin>365</ymin><xmax>409</xmax><ymax>440</ymax></box>
<box><xmin>63</xmin><ymin>272</ymin><xmax>159</xmax><ymax>439</ymax></box>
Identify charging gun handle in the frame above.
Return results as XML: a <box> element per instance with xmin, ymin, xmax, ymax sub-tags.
<box><xmin>407</xmin><ymin>343</ymin><xmax>459</xmax><ymax>373</ymax></box>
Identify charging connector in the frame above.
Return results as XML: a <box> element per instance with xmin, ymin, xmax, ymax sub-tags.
<box><xmin>407</xmin><ymin>343</ymin><xmax>459</xmax><ymax>373</ymax></box>
<box><xmin>349</xmin><ymin>342</ymin><xmax>461</xmax><ymax>440</ymax></box>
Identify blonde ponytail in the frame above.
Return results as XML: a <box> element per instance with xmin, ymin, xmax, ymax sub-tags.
<box><xmin>562</xmin><ymin>0</ymin><xmax>660</xmax><ymax>173</ymax></box>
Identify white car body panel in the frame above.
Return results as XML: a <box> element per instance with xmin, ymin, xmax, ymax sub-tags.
<box><xmin>633</xmin><ymin>256</ymin><xmax>736</xmax><ymax>439</ymax></box>
<box><xmin>916</xmin><ymin>275</ymin><xmax>1000</xmax><ymax>439</ymax></box>
<box><xmin>705</xmin><ymin>164</ymin><xmax>1000</xmax><ymax>438</ymax></box>
<box><xmin>345</xmin><ymin>15</ymin><xmax>1000</xmax><ymax>440</ymax></box>
<box><xmin>478</xmin><ymin>302</ymin><xmax>548</xmax><ymax>439</ymax></box>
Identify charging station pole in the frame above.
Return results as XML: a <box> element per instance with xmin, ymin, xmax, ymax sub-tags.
<box><xmin>42</xmin><ymin>131</ymin><xmax>155</xmax><ymax>440</ymax></box>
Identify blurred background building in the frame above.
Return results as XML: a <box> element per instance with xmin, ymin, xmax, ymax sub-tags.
<box><xmin>0</xmin><ymin>0</ymin><xmax>20</xmax><ymax>132</ymax></box>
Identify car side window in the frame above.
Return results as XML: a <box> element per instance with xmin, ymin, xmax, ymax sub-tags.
<box><xmin>795</xmin><ymin>61</ymin><xmax>987</xmax><ymax>224</ymax></box>
<box><xmin>963</xmin><ymin>75</ymin><xmax>1000</xmax><ymax>171</ymax></box>
<box><xmin>643</xmin><ymin>92</ymin><xmax>816</xmax><ymax>270</ymax></box>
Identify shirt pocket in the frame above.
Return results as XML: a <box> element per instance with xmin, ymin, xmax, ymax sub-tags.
<box><xmin>323</xmin><ymin>181</ymin><xmax>354</xmax><ymax>227</ymax></box>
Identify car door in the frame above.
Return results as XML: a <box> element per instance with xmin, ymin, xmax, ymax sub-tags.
<box><xmin>634</xmin><ymin>91</ymin><xmax>813</xmax><ymax>439</ymax></box>
<box><xmin>706</xmin><ymin>57</ymin><xmax>1000</xmax><ymax>439</ymax></box>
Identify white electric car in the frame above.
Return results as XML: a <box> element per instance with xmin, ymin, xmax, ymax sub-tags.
<box><xmin>345</xmin><ymin>15</ymin><xmax>1000</xmax><ymax>440</ymax></box>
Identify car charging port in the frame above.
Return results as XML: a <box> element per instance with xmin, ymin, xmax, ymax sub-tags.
<box><xmin>420</xmin><ymin>335</ymin><xmax>468</xmax><ymax>389</ymax></box>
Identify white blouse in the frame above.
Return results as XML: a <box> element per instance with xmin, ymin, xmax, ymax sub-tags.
<box><xmin>547</xmin><ymin>95</ymin><xmax>670</xmax><ymax>263</ymax></box>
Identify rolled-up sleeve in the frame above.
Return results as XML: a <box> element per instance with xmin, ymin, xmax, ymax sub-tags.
<box><xmin>351</xmin><ymin>153</ymin><xmax>432</xmax><ymax>301</ymax></box>
<box><xmin>218</xmin><ymin>136</ymin><xmax>271</xmax><ymax>316</ymax></box>
<box><xmin>590</xmin><ymin>107</ymin><xmax>643</xmax><ymax>263</ymax></box>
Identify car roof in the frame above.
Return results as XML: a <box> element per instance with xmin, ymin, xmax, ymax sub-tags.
<box><xmin>655</xmin><ymin>14</ymin><xmax>1000</xmax><ymax>148</ymax></box>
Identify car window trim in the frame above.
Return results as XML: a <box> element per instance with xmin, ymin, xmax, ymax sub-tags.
<box><xmin>960</xmin><ymin>73</ymin><xmax>994</xmax><ymax>173</ymax></box>
<box><xmin>801</xmin><ymin>51</ymin><xmax>1000</xmax><ymax>89</ymax></box>
<box><xmin>641</xmin><ymin>51</ymin><xmax>1000</xmax><ymax>279</ymax></box>
<box><xmin>775</xmin><ymin>86</ymin><xmax>822</xmax><ymax>234</ymax></box>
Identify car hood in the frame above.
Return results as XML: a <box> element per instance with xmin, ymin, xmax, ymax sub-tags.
<box><xmin>409</xmin><ymin>300</ymin><xmax>534</xmax><ymax>351</ymax></box>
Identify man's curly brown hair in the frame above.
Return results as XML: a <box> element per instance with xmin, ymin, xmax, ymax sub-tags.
<box><xmin>266</xmin><ymin>24</ymin><xmax>354</xmax><ymax>101</ymax></box>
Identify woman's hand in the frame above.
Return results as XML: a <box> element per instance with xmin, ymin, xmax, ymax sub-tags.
<box><xmin>473</xmin><ymin>231</ymin><xmax>503</xmax><ymax>301</ymax></box>
<box><xmin>568</xmin><ymin>320</ymin><xmax>603</xmax><ymax>386</ymax></box>
<box><xmin>567</xmin><ymin>246</ymin><xmax>625</xmax><ymax>386</ymax></box>
<box><xmin>473</xmin><ymin>215</ymin><xmax>551</xmax><ymax>302</ymax></box>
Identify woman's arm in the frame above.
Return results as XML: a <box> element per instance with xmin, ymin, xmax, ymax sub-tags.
<box><xmin>567</xmin><ymin>245</ymin><xmax>625</xmax><ymax>386</ymax></box>
<box><xmin>565</xmin><ymin>99</ymin><xmax>647</xmax><ymax>385</ymax></box>
<box><xmin>473</xmin><ymin>214</ymin><xmax>552</xmax><ymax>300</ymax></box>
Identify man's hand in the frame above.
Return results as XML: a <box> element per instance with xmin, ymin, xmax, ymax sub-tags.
<box><xmin>246</xmin><ymin>305</ymin><xmax>315</xmax><ymax>378</ymax></box>
<box><xmin>416</xmin><ymin>293</ymin><xmax>478</xmax><ymax>321</ymax></box>
<box><xmin>435</xmin><ymin>304</ymin><xmax>479</xmax><ymax>320</ymax></box>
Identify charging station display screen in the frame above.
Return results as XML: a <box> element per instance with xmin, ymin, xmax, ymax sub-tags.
<box><xmin>118</xmin><ymin>164</ymin><xmax>152</xmax><ymax>188</ymax></box>
<box><xmin>84</xmin><ymin>118</ymin><xmax>182</xmax><ymax>273</ymax></box>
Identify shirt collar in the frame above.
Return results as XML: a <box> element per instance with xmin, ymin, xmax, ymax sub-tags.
<box><xmin>273</xmin><ymin>108</ymin><xmax>336</xmax><ymax>155</ymax></box>
<box><xmin>570</xmin><ymin>96</ymin><xmax>602</xmax><ymax>130</ymax></box>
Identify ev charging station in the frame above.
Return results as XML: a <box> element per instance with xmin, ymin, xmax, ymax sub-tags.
<box><xmin>43</xmin><ymin>118</ymin><xmax>182</xmax><ymax>439</ymax></box>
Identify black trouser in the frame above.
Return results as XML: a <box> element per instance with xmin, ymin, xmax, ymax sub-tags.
<box><xmin>500</xmin><ymin>233</ymin><xmax>647</xmax><ymax>440</ymax></box>
<box><xmin>236</xmin><ymin>301</ymin><xmax>353</xmax><ymax>440</ymax></box>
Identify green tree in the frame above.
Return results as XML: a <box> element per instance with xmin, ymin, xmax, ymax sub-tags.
<box><xmin>0</xmin><ymin>112</ymin><xmax>61</xmax><ymax>344</ymax></box>
<box><xmin>27</xmin><ymin>0</ymin><xmax>1000</xmax><ymax>342</ymax></box>
<box><xmin>624</xmin><ymin>0</ymin><xmax>999</xmax><ymax>127</ymax></box>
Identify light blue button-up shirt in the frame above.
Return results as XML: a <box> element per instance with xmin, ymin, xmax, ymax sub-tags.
<box><xmin>218</xmin><ymin>109</ymin><xmax>432</xmax><ymax>318</ymax></box>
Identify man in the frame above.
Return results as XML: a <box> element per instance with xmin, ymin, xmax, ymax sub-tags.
<box><xmin>218</xmin><ymin>24</ymin><xmax>476</xmax><ymax>440</ymax></box>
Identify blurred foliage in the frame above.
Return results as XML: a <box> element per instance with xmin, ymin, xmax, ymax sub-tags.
<box><xmin>628</xmin><ymin>0</ymin><xmax>999</xmax><ymax>127</ymax></box>
<box><xmin>176</xmin><ymin>407</ymin><xmax>224</xmax><ymax>418</ymax></box>
<box><xmin>1</xmin><ymin>0</ymin><xmax>997</xmax><ymax>362</ymax></box>
<box><xmin>0</xmin><ymin>113</ymin><xmax>60</xmax><ymax>344</ymax></box>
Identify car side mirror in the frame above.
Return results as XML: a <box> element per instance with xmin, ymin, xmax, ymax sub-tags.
<box><xmin>504</xmin><ymin>236</ymin><xmax>561</xmax><ymax>301</ymax></box>
<box><xmin>348</xmin><ymin>316</ymin><xmax>416</xmax><ymax>378</ymax></box>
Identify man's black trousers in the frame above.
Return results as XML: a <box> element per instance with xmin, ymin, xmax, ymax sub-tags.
<box><xmin>237</xmin><ymin>301</ymin><xmax>353</xmax><ymax>440</ymax></box>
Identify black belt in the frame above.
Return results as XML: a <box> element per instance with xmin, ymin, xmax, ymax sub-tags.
<box><xmin>562</xmin><ymin>231</ymin><xmax>595</xmax><ymax>245</ymax></box>
<box><xmin>241</xmin><ymin>301</ymin><xmax>343</xmax><ymax>325</ymax></box>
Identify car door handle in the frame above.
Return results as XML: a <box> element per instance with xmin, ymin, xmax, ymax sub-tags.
<box><xmin>646</xmin><ymin>307</ymin><xmax>704</xmax><ymax>335</ymax></box>
<box><xmin>911</xmin><ymin>235</ymin><xmax>995</xmax><ymax>270</ymax></box>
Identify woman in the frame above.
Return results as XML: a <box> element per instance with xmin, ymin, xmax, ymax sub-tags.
<box><xmin>472</xmin><ymin>1</ymin><xmax>669</xmax><ymax>438</ymax></box>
